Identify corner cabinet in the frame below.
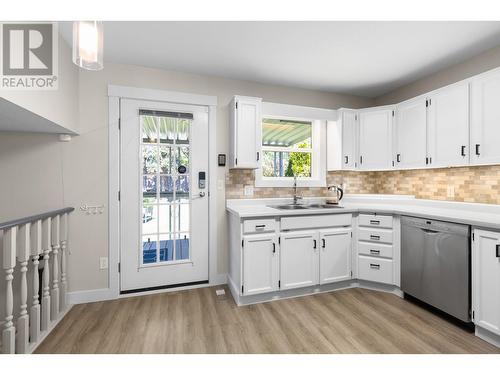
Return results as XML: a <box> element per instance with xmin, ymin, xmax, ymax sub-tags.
<box><xmin>358</xmin><ymin>108</ymin><xmax>394</xmax><ymax>170</ymax></box>
<box><xmin>395</xmin><ymin>97</ymin><xmax>427</xmax><ymax>169</ymax></box>
<box><xmin>472</xmin><ymin>229</ymin><xmax>500</xmax><ymax>336</ymax></box>
<box><xmin>229</xmin><ymin>95</ymin><xmax>262</xmax><ymax>169</ymax></box>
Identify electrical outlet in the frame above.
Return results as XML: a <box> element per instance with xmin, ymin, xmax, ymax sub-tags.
<box><xmin>447</xmin><ymin>185</ymin><xmax>455</xmax><ymax>199</ymax></box>
<box><xmin>99</xmin><ymin>257</ymin><xmax>108</xmax><ymax>270</ymax></box>
<box><xmin>244</xmin><ymin>185</ymin><xmax>254</xmax><ymax>197</ymax></box>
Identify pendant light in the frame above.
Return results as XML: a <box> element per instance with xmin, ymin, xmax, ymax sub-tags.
<box><xmin>72</xmin><ymin>21</ymin><xmax>103</xmax><ymax>70</ymax></box>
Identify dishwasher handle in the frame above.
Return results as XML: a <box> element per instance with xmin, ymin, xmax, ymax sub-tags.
<box><xmin>497</xmin><ymin>244</ymin><xmax>500</xmax><ymax>258</ymax></box>
<box><xmin>420</xmin><ymin>228</ymin><xmax>440</xmax><ymax>234</ymax></box>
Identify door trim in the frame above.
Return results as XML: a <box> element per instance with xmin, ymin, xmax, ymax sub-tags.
<box><xmin>108</xmin><ymin>85</ymin><xmax>219</xmax><ymax>301</ymax></box>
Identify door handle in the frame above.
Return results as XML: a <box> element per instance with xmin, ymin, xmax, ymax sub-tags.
<box><xmin>313</xmin><ymin>239</ymin><xmax>317</xmax><ymax>249</ymax></box>
<box><xmin>191</xmin><ymin>192</ymin><xmax>206</xmax><ymax>199</ymax></box>
<box><xmin>322</xmin><ymin>238</ymin><xmax>326</xmax><ymax>248</ymax></box>
<box><xmin>273</xmin><ymin>242</ymin><xmax>276</xmax><ymax>253</ymax></box>
<box><xmin>461</xmin><ymin>145</ymin><xmax>466</xmax><ymax>157</ymax></box>
<box><xmin>396</xmin><ymin>154</ymin><xmax>401</xmax><ymax>163</ymax></box>
<box><xmin>345</xmin><ymin>155</ymin><xmax>349</xmax><ymax>164</ymax></box>
<box><xmin>476</xmin><ymin>144</ymin><xmax>481</xmax><ymax>156</ymax></box>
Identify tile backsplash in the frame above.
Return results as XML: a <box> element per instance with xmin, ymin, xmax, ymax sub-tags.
<box><xmin>225</xmin><ymin>165</ymin><xmax>500</xmax><ymax>204</ymax></box>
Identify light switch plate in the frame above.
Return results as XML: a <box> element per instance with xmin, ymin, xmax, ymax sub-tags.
<box><xmin>244</xmin><ymin>185</ymin><xmax>254</xmax><ymax>197</ymax></box>
<box><xmin>99</xmin><ymin>257</ymin><xmax>108</xmax><ymax>270</ymax></box>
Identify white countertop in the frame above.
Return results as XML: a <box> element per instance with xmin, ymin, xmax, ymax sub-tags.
<box><xmin>226</xmin><ymin>194</ymin><xmax>500</xmax><ymax>230</ymax></box>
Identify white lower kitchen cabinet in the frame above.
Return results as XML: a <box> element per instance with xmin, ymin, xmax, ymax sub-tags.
<box><xmin>319</xmin><ymin>228</ymin><xmax>352</xmax><ymax>284</ymax></box>
<box><xmin>472</xmin><ymin>229</ymin><xmax>500</xmax><ymax>336</ymax></box>
<box><xmin>280</xmin><ymin>230</ymin><xmax>319</xmax><ymax>290</ymax></box>
<box><xmin>242</xmin><ymin>233</ymin><xmax>279</xmax><ymax>296</ymax></box>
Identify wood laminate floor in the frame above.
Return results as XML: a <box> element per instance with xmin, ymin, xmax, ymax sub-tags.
<box><xmin>35</xmin><ymin>286</ymin><xmax>500</xmax><ymax>354</ymax></box>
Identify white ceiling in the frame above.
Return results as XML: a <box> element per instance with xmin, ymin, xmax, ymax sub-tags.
<box><xmin>60</xmin><ymin>21</ymin><xmax>500</xmax><ymax>98</ymax></box>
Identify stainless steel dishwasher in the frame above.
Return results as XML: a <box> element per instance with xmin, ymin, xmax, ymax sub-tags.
<box><xmin>401</xmin><ymin>216</ymin><xmax>471</xmax><ymax>322</ymax></box>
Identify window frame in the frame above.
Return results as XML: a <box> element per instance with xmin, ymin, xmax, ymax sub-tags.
<box><xmin>255</xmin><ymin>112</ymin><xmax>327</xmax><ymax>188</ymax></box>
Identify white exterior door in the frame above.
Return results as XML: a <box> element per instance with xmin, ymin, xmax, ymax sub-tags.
<box><xmin>470</xmin><ymin>69</ymin><xmax>500</xmax><ymax>165</ymax></box>
<box><xmin>427</xmin><ymin>83</ymin><xmax>470</xmax><ymax>168</ymax></box>
<box><xmin>472</xmin><ymin>229</ymin><xmax>500</xmax><ymax>336</ymax></box>
<box><xmin>358</xmin><ymin>109</ymin><xmax>393</xmax><ymax>170</ymax></box>
<box><xmin>120</xmin><ymin>99</ymin><xmax>209</xmax><ymax>292</ymax></box>
<box><xmin>319</xmin><ymin>228</ymin><xmax>352</xmax><ymax>284</ymax></box>
<box><xmin>280</xmin><ymin>231</ymin><xmax>319</xmax><ymax>290</ymax></box>
<box><xmin>395</xmin><ymin>97</ymin><xmax>427</xmax><ymax>169</ymax></box>
<box><xmin>242</xmin><ymin>234</ymin><xmax>279</xmax><ymax>295</ymax></box>
<box><xmin>342</xmin><ymin>111</ymin><xmax>357</xmax><ymax>170</ymax></box>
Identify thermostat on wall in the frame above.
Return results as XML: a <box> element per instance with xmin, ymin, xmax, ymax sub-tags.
<box><xmin>218</xmin><ymin>154</ymin><xmax>226</xmax><ymax>166</ymax></box>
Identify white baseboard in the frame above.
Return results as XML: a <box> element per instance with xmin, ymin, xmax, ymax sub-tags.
<box><xmin>476</xmin><ymin>326</ymin><xmax>500</xmax><ymax>348</ymax></box>
<box><xmin>67</xmin><ymin>288</ymin><xmax>117</xmax><ymax>305</ymax></box>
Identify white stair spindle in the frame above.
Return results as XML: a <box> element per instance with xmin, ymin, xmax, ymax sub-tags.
<box><xmin>50</xmin><ymin>215</ymin><xmax>60</xmax><ymax>319</ymax></box>
<box><xmin>2</xmin><ymin>226</ymin><xmax>17</xmax><ymax>354</ymax></box>
<box><xmin>41</xmin><ymin>217</ymin><xmax>51</xmax><ymax>331</ymax></box>
<box><xmin>60</xmin><ymin>213</ymin><xmax>68</xmax><ymax>310</ymax></box>
<box><xmin>16</xmin><ymin>223</ymin><xmax>30</xmax><ymax>354</ymax></box>
<box><xmin>30</xmin><ymin>220</ymin><xmax>42</xmax><ymax>344</ymax></box>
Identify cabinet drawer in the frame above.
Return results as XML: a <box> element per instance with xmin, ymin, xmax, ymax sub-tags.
<box><xmin>281</xmin><ymin>214</ymin><xmax>352</xmax><ymax>231</ymax></box>
<box><xmin>359</xmin><ymin>214</ymin><xmax>393</xmax><ymax>229</ymax></box>
<box><xmin>358</xmin><ymin>228</ymin><xmax>393</xmax><ymax>244</ymax></box>
<box><xmin>358</xmin><ymin>256</ymin><xmax>393</xmax><ymax>284</ymax></box>
<box><xmin>243</xmin><ymin>219</ymin><xmax>277</xmax><ymax>234</ymax></box>
<box><xmin>358</xmin><ymin>242</ymin><xmax>393</xmax><ymax>258</ymax></box>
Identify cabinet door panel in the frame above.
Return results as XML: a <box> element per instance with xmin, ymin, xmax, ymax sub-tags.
<box><xmin>395</xmin><ymin>98</ymin><xmax>427</xmax><ymax>169</ymax></box>
<box><xmin>428</xmin><ymin>83</ymin><xmax>469</xmax><ymax>167</ymax></box>
<box><xmin>280</xmin><ymin>231</ymin><xmax>319</xmax><ymax>290</ymax></box>
<box><xmin>473</xmin><ymin>230</ymin><xmax>500</xmax><ymax>335</ymax></box>
<box><xmin>320</xmin><ymin>228</ymin><xmax>352</xmax><ymax>284</ymax></box>
<box><xmin>358</xmin><ymin>109</ymin><xmax>393</xmax><ymax>170</ymax></box>
<box><xmin>243</xmin><ymin>234</ymin><xmax>278</xmax><ymax>295</ymax></box>
<box><xmin>471</xmin><ymin>70</ymin><xmax>500</xmax><ymax>165</ymax></box>
<box><xmin>235</xmin><ymin>98</ymin><xmax>260</xmax><ymax>168</ymax></box>
<box><xmin>342</xmin><ymin>111</ymin><xmax>357</xmax><ymax>169</ymax></box>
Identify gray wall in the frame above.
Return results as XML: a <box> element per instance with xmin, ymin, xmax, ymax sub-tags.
<box><xmin>375</xmin><ymin>44</ymin><xmax>500</xmax><ymax>105</ymax></box>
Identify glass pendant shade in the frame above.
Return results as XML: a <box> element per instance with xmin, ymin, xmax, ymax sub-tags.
<box><xmin>72</xmin><ymin>21</ymin><xmax>103</xmax><ymax>70</ymax></box>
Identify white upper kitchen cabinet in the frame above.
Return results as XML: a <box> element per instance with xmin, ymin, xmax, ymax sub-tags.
<box><xmin>470</xmin><ymin>68</ymin><xmax>500</xmax><ymax>166</ymax></box>
<box><xmin>394</xmin><ymin>97</ymin><xmax>427</xmax><ymax>169</ymax></box>
<box><xmin>242</xmin><ymin>234</ymin><xmax>279</xmax><ymax>296</ymax></box>
<box><xmin>427</xmin><ymin>82</ymin><xmax>470</xmax><ymax>168</ymax></box>
<box><xmin>319</xmin><ymin>228</ymin><xmax>352</xmax><ymax>284</ymax></box>
<box><xmin>472</xmin><ymin>229</ymin><xmax>500</xmax><ymax>336</ymax></box>
<box><xmin>358</xmin><ymin>108</ymin><xmax>394</xmax><ymax>170</ymax></box>
<box><xmin>280</xmin><ymin>230</ymin><xmax>319</xmax><ymax>290</ymax></box>
<box><xmin>229</xmin><ymin>95</ymin><xmax>262</xmax><ymax>169</ymax></box>
<box><xmin>341</xmin><ymin>110</ymin><xmax>358</xmax><ymax>170</ymax></box>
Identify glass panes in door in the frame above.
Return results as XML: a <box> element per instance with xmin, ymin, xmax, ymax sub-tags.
<box><xmin>140</xmin><ymin>110</ymin><xmax>192</xmax><ymax>265</ymax></box>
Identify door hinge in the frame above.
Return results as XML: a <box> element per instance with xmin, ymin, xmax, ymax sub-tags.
<box><xmin>118</xmin><ymin>191</ymin><xmax>121</xmax><ymax>201</ymax></box>
<box><xmin>118</xmin><ymin>262</ymin><xmax>121</xmax><ymax>273</ymax></box>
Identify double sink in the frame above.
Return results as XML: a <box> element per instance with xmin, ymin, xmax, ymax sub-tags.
<box><xmin>268</xmin><ymin>203</ymin><xmax>343</xmax><ymax>210</ymax></box>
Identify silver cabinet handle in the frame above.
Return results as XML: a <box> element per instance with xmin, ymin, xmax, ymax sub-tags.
<box><xmin>370</xmin><ymin>249</ymin><xmax>380</xmax><ymax>255</ymax></box>
<box><xmin>370</xmin><ymin>235</ymin><xmax>380</xmax><ymax>240</ymax></box>
<box><xmin>370</xmin><ymin>263</ymin><xmax>380</xmax><ymax>269</ymax></box>
<box><xmin>370</xmin><ymin>220</ymin><xmax>380</xmax><ymax>225</ymax></box>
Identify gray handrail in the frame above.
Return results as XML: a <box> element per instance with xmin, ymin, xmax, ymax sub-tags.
<box><xmin>0</xmin><ymin>207</ymin><xmax>75</xmax><ymax>231</ymax></box>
